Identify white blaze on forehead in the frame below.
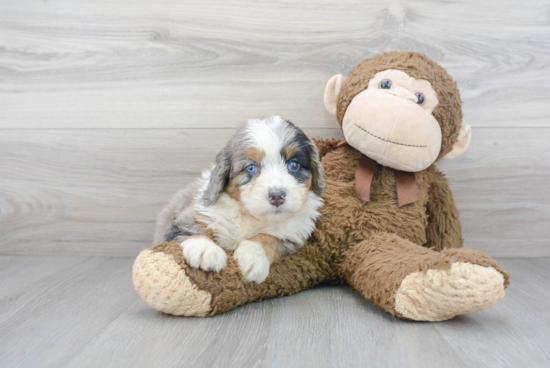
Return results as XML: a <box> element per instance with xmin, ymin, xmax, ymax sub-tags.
<box><xmin>245</xmin><ymin>116</ymin><xmax>292</xmax><ymax>168</ymax></box>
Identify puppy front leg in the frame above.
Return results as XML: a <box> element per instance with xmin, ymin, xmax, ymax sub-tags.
<box><xmin>235</xmin><ymin>234</ymin><xmax>285</xmax><ymax>284</ymax></box>
<box><xmin>181</xmin><ymin>235</ymin><xmax>227</xmax><ymax>272</ymax></box>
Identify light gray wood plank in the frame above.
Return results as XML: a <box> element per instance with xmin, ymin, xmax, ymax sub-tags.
<box><xmin>0</xmin><ymin>128</ymin><xmax>342</xmax><ymax>256</ymax></box>
<box><xmin>261</xmin><ymin>285</ymin><xmax>467</xmax><ymax>368</ymax></box>
<box><xmin>439</xmin><ymin>128</ymin><xmax>550</xmax><ymax>256</ymax></box>
<box><xmin>0</xmin><ymin>0</ymin><xmax>549</xmax><ymax>129</ymax></box>
<box><xmin>66</xmin><ymin>296</ymin><xmax>273</xmax><ymax>368</ymax></box>
<box><xmin>1</xmin><ymin>256</ymin><xmax>547</xmax><ymax>368</ymax></box>
<box><xmin>65</xmin><ymin>287</ymin><xmax>468</xmax><ymax>368</ymax></box>
<box><xmin>433</xmin><ymin>258</ymin><xmax>550</xmax><ymax>368</ymax></box>
<box><xmin>0</xmin><ymin>256</ymin><xmax>139</xmax><ymax>368</ymax></box>
<box><xmin>1</xmin><ymin>127</ymin><xmax>547</xmax><ymax>257</ymax></box>
<box><xmin>0</xmin><ymin>255</ymin><xmax>90</xmax><ymax>325</ymax></box>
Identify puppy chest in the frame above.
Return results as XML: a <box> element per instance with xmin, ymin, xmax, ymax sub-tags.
<box><xmin>199</xmin><ymin>208</ymin><xmax>286</xmax><ymax>250</ymax></box>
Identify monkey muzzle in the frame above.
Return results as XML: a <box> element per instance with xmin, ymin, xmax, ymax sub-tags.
<box><xmin>341</xmin><ymin>87</ymin><xmax>442</xmax><ymax>172</ymax></box>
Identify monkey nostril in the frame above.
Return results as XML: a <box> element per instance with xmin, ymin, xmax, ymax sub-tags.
<box><xmin>268</xmin><ymin>190</ymin><xmax>286</xmax><ymax>207</ymax></box>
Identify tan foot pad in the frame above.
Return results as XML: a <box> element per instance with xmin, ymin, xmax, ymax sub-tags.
<box><xmin>394</xmin><ymin>262</ymin><xmax>506</xmax><ymax>321</ymax></box>
<box><xmin>133</xmin><ymin>249</ymin><xmax>212</xmax><ymax>316</ymax></box>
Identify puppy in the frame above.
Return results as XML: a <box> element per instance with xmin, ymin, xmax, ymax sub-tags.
<box><xmin>154</xmin><ymin>116</ymin><xmax>325</xmax><ymax>283</ymax></box>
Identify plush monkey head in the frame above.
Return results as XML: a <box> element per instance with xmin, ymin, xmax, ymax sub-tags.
<box><xmin>324</xmin><ymin>51</ymin><xmax>471</xmax><ymax>172</ymax></box>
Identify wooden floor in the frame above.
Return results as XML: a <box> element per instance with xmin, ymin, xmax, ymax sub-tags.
<box><xmin>0</xmin><ymin>255</ymin><xmax>548</xmax><ymax>368</ymax></box>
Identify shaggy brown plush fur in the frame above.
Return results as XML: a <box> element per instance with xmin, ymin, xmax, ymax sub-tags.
<box><xmin>134</xmin><ymin>52</ymin><xmax>510</xmax><ymax>320</ymax></box>
<box><xmin>341</xmin><ymin>233</ymin><xmax>509</xmax><ymax>318</ymax></box>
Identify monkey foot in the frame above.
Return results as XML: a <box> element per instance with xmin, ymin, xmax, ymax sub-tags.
<box><xmin>133</xmin><ymin>249</ymin><xmax>213</xmax><ymax>316</ymax></box>
<box><xmin>394</xmin><ymin>262</ymin><xmax>506</xmax><ymax>321</ymax></box>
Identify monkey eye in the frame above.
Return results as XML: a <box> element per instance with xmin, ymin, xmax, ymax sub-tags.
<box><xmin>379</xmin><ymin>79</ymin><xmax>392</xmax><ymax>89</ymax></box>
<box><xmin>246</xmin><ymin>164</ymin><xmax>258</xmax><ymax>173</ymax></box>
<box><xmin>415</xmin><ymin>93</ymin><xmax>425</xmax><ymax>105</ymax></box>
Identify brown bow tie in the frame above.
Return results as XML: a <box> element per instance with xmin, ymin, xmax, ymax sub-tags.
<box><xmin>338</xmin><ymin>141</ymin><xmax>417</xmax><ymax>207</ymax></box>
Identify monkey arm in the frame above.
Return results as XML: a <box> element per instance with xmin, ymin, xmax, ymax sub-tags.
<box><xmin>424</xmin><ymin>167</ymin><xmax>463</xmax><ymax>251</ymax></box>
<box><xmin>133</xmin><ymin>241</ymin><xmax>330</xmax><ymax>317</ymax></box>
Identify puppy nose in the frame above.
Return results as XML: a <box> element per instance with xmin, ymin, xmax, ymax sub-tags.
<box><xmin>268</xmin><ymin>190</ymin><xmax>286</xmax><ymax>207</ymax></box>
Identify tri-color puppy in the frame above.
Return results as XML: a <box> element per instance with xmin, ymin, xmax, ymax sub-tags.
<box><xmin>154</xmin><ymin>116</ymin><xmax>325</xmax><ymax>283</ymax></box>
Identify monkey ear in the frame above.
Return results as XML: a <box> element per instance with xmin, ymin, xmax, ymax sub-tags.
<box><xmin>443</xmin><ymin>124</ymin><xmax>472</xmax><ymax>160</ymax></box>
<box><xmin>323</xmin><ymin>74</ymin><xmax>345</xmax><ymax>115</ymax></box>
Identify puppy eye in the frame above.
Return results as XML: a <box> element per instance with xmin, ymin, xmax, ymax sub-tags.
<box><xmin>415</xmin><ymin>93</ymin><xmax>425</xmax><ymax>105</ymax></box>
<box><xmin>379</xmin><ymin>79</ymin><xmax>392</xmax><ymax>89</ymax></box>
<box><xmin>288</xmin><ymin>161</ymin><xmax>300</xmax><ymax>172</ymax></box>
<box><xmin>246</xmin><ymin>164</ymin><xmax>258</xmax><ymax>173</ymax></box>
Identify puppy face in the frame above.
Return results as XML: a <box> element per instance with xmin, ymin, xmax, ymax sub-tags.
<box><xmin>202</xmin><ymin>116</ymin><xmax>324</xmax><ymax>222</ymax></box>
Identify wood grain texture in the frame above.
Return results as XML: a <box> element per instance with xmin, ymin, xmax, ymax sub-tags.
<box><xmin>0</xmin><ymin>255</ymin><xmax>89</xmax><ymax>325</ymax></box>
<box><xmin>439</xmin><ymin>128</ymin><xmax>550</xmax><ymax>256</ymax></box>
<box><xmin>0</xmin><ymin>128</ymin><xmax>342</xmax><ymax>256</ymax></box>
<box><xmin>0</xmin><ymin>256</ymin><xmax>139</xmax><ymax>367</ymax></box>
<box><xmin>0</xmin><ymin>128</ymin><xmax>547</xmax><ymax>257</ymax></box>
<box><xmin>0</xmin><ymin>0</ymin><xmax>548</xmax><ymax>256</ymax></box>
<box><xmin>433</xmin><ymin>258</ymin><xmax>550</xmax><ymax>368</ymax></box>
<box><xmin>0</xmin><ymin>256</ymin><xmax>548</xmax><ymax>368</ymax></box>
<box><xmin>0</xmin><ymin>0</ymin><xmax>549</xmax><ymax>129</ymax></box>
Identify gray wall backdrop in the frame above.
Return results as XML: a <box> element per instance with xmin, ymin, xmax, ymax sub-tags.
<box><xmin>1</xmin><ymin>0</ymin><xmax>548</xmax><ymax>257</ymax></box>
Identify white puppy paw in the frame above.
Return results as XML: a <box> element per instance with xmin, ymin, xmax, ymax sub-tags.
<box><xmin>181</xmin><ymin>237</ymin><xmax>227</xmax><ymax>272</ymax></box>
<box><xmin>234</xmin><ymin>240</ymin><xmax>270</xmax><ymax>283</ymax></box>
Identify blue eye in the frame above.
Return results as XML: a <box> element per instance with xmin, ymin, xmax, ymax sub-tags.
<box><xmin>379</xmin><ymin>79</ymin><xmax>392</xmax><ymax>89</ymax></box>
<box><xmin>288</xmin><ymin>161</ymin><xmax>300</xmax><ymax>172</ymax></box>
<box><xmin>246</xmin><ymin>164</ymin><xmax>258</xmax><ymax>173</ymax></box>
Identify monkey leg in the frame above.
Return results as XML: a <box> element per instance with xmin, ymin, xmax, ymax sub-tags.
<box><xmin>341</xmin><ymin>233</ymin><xmax>510</xmax><ymax>321</ymax></box>
<box><xmin>133</xmin><ymin>241</ymin><xmax>329</xmax><ymax>317</ymax></box>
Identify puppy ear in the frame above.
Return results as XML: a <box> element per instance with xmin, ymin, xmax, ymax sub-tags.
<box><xmin>202</xmin><ymin>144</ymin><xmax>231</xmax><ymax>206</ymax></box>
<box><xmin>309</xmin><ymin>143</ymin><xmax>326</xmax><ymax>197</ymax></box>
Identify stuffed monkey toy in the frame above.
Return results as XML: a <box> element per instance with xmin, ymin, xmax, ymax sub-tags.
<box><xmin>133</xmin><ymin>51</ymin><xmax>510</xmax><ymax>321</ymax></box>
